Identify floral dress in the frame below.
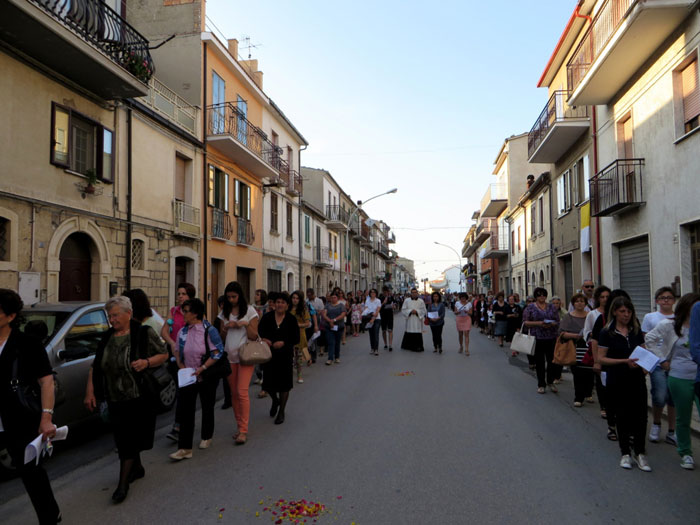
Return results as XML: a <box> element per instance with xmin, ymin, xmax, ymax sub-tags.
<box><xmin>351</xmin><ymin>303</ymin><xmax>363</xmax><ymax>324</ymax></box>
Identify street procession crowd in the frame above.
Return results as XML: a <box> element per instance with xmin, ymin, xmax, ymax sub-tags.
<box><xmin>2</xmin><ymin>277</ymin><xmax>700</xmax><ymax>523</ymax></box>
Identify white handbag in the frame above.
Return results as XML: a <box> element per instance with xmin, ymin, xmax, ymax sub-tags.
<box><xmin>511</xmin><ymin>323</ymin><xmax>536</xmax><ymax>355</ymax></box>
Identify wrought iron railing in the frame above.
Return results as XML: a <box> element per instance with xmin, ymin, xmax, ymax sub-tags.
<box><xmin>236</xmin><ymin>218</ymin><xmax>254</xmax><ymax>245</ymax></box>
<box><xmin>211</xmin><ymin>208</ymin><xmax>232</xmax><ymax>240</ymax></box>
<box><xmin>207</xmin><ymin>102</ymin><xmax>280</xmax><ymax>168</ymax></box>
<box><xmin>31</xmin><ymin>0</ymin><xmax>154</xmax><ymax>83</ymax></box>
<box><xmin>590</xmin><ymin>158</ymin><xmax>645</xmax><ymax>216</ymax></box>
<box><xmin>528</xmin><ymin>90</ymin><xmax>589</xmax><ymax>158</ymax></box>
<box><xmin>287</xmin><ymin>170</ymin><xmax>302</xmax><ymax>195</ymax></box>
<box><xmin>173</xmin><ymin>200</ymin><xmax>200</xmax><ymax>236</ymax></box>
<box><xmin>141</xmin><ymin>78</ymin><xmax>197</xmax><ymax>134</ymax></box>
<box><xmin>315</xmin><ymin>245</ymin><xmax>333</xmax><ymax>266</ymax></box>
<box><xmin>325</xmin><ymin>205</ymin><xmax>349</xmax><ymax>224</ymax></box>
<box><xmin>567</xmin><ymin>0</ymin><xmax>635</xmax><ymax>95</ymax></box>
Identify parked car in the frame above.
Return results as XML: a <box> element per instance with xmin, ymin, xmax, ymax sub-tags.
<box><xmin>19</xmin><ymin>302</ymin><xmax>177</xmax><ymax>428</ymax></box>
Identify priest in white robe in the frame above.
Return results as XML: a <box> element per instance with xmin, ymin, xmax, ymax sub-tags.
<box><xmin>400</xmin><ymin>288</ymin><xmax>426</xmax><ymax>351</ymax></box>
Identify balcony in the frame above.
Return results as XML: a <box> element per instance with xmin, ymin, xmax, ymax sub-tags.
<box><xmin>387</xmin><ymin>231</ymin><xmax>396</xmax><ymax>244</ymax></box>
<box><xmin>206</xmin><ymin>102</ymin><xmax>280</xmax><ymax>180</ymax></box>
<box><xmin>211</xmin><ymin>208</ymin><xmax>232</xmax><ymax>240</ymax></box>
<box><xmin>567</xmin><ymin>0</ymin><xmax>695</xmax><ymax>106</ymax></box>
<box><xmin>480</xmin><ymin>184</ymin><xmax>507</xmax><ymax>218</ymax></box>
<box><xmin>357</xmin><ymin>222</ymin><xmax>372</xmax><ymax>246</ymax></box>
<box><xmin>482</xmin><ymin>225</ymin><xmax>509</xmax><ymax>259</ymax></box>
<box><xmin>140</xmin><ymin>78</ymin><xmax>198</xmax><ymax>135</ymax></box>
<box><xmin>378</xmin><ymin>243</ymin><xmax>390</xmax><ymax>259</ymax></box>
<box><xmin>236</xmin><ymin>218</ymin><xmax>254</xmax><ymax>246</ymax></box>
<box><xmin>325</xmin><ymin>205</ymin><xmax>349</xmax><ymax>230</ymax></box>
<box><xmin>590</xmin><ymin>158</ymin><xmax>645</xmax><ymax>217</ymax></box>
<box><xmin>474</xmin><ymin>218</ymin><xmax>496</xmax><ymax>245</ymax></box>
<box><xmin>0</xmin><ymin>0</ymin><xmax>153</xmax><ymax>99</ymax></box>
<box><xmin>528</xmin><ymin>91</ymin><xmax>589</xmax><ymax>163</ymax></box>
<box><xmin>314</xmin><ymin>246</ymin><xmax>333</xmax><ymax>268</ymax></box>
<box><xmin>173</xmin><ymin>200</ymin><xmax>200</xmax><ymax>239</ymax></box>
<box><xmin>286</xmin><ymin>169</ymin><xmax>302</xmax><ymax>196</ymax></box>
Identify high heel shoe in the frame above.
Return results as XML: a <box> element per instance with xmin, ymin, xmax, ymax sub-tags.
<box><xmin>112</xmin><ymin>485</ymin><xmax>129</xmax><ymax>503</ymax></box>
<box><xmin>274</xmin><ymin>412</ymin><xmax>285</xmax><ymax>425</ymax></box>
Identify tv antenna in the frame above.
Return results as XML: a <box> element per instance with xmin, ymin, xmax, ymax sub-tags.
<box><xmin>240</xmin><ymin>35</ymin><xmax>261</xmax><ymax>59</ymax></box>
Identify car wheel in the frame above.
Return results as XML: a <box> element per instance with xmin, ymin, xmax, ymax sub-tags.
<box><xmin>158</xmin><ymin>378</ymin><xmax>177</xmax><ymax>412</ymax></box>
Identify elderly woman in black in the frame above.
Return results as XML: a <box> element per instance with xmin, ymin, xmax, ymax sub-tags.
<box><xmin>84</xmin><ymin>296</ymin><xmax>167</xmax><ymax>503</ymax></box>
<box><xmin>258</xmin><ymin>292</ymin><xmax>300</xmax><ymax>425</ymax></box>
<box><xmin>0</xmin><ymin>289</ymin><xmax>61</xmax><ymax>524</ymax></box>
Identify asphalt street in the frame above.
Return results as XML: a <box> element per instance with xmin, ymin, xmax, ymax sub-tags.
<box><xmin>1</xmin><ymin>311</ymin><xmax>698</xmax><ymax>524</ymax></box>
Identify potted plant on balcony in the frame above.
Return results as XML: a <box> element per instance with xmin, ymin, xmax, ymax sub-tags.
<box><xmin>84</xmin><ymin>168</ymin><xmax>100</xmax><ymax>195</ymax></box>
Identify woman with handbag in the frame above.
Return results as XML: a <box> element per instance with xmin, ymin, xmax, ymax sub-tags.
<box><xmin>492</xmin><ymin>292</ymin><xmax>509</xmax><ymax>347</ymax></box>
<box><xmin>0</xmin><ymin>289</ymin><xmax>61</xmax><ymax>523</ymax></box>
<box><xmin>290</xmin><ymin>291</ymin><xmax>311</xmax><ymax>382</ymax></box>
<box><xmin>559</xmin><ymin>294</ymin><xmax>593</xmax><ymax>407</ymax></box>
<box><xmin>522</xmin><ymin>287</ymin><xmax>560</xmax><ymax>394</ymax></box>
<box><xmin>506</xmin><ymin>294</ymin><xmax>522</xmax><ymax>356</ymax></box>
<box><xmin>84</xmin><ymin>296</ymin><xmax>167</xmax><ymax>503</ymax></box>
<box><xmin>258</xmin><ymin>292</ymin><xmax>300</xmax><ymax>425</ymax></box>
<box><xmin>219</xmin><ymin>282</ymin><xmax>259</xmax><ymax>446</ymax></box>
<box><xmin>169</xmin><ymin>299</ymin><xmax>225</xmax><ymax>460</ymax></box>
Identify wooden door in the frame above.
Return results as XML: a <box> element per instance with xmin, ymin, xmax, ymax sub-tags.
<box><xmin>237</xmin><ymin>267</ymin><xmax>252</xmax><ymax>303</ymax></box>
<box><xmin>59</xmin><ymin>258</ymin><xmax>91</xmax><ymax>301</ymax></box>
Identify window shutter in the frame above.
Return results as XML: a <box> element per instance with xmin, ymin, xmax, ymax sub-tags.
<box><xmin>234</xmin><ymin>180</ymin><xmax>240</xmax><ymax>217</ymax></box>
<box><xmin>175</xmin><ymin>156</ymin><xmax>186</xmax><ymax>201</ymax></box>
<box><xmin>208</xmin><ymin>166</ymin><xmax>215</xmax><ymax>206</ymax></box>
<box><xmin>224</xmin><ymin>174</ymin><xmax>229</xmax><ymax>212</ymax></box>
<box><xmin>682</xmin><ymin>59</ymin><xmax>700</xmax><ymax>124</ymax></box>
<box><xmin>52</xmin><ymin>105</ymin><xmax>70</xmax><ymax>167</ymax></box>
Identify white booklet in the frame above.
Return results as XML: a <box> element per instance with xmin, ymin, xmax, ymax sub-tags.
<box><xmin>629</xmin><ymin>346</ymin><xmax>660</xmax><ymax>373</ymax></box>
<box><xmin>24</xmin><ymin>426</ymin><xmax>69</xmax><ymax>465</ymax></box>
<box><xmin>178</xmin><ymin>367</ymin><xmax>197</xmax><ymax>388</ymax></box>
<box><xmin>427</xmin><ymin>311</ymin><xmax>440</xmax><ymax>319</ymax></box>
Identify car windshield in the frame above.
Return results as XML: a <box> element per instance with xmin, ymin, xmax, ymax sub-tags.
<box><xmin>20</xmin><ymin>311</ymin><xmax>72</xmax><ymax>344</ymax></box>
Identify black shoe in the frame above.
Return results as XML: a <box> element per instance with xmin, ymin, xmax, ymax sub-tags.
<box><xmin>384</xmin><ymin>345</ymin><xmax>388</xmax><ymax>349</ymax></box>
<box><xmin>274</xmin><ymin>412</ymin><xmax>285</xmax><ymax>425</ymax></box>
<box><xmin>221</xmin><ymin>401</ymin><xmax>232</xmax><ymax>410</ymax></box>
<box><xmin>270</xmin><ymin>400</ymin><xmax>279</xmax><ymax>418</ymax></box>
<box><xmin>128</xmin><ymin>465</ymin><xmax>145</xmax><ymax>483</ymax></box>
<box><xmin>389</xmin><ymin>347</ymin><xmax>392</xmax><ymax>352</ymax></box>
<box><xmin>439</xmin><ymin>348</ymin><xmax>442</xmax><ymax>354</ymax></box>
<box><xmin>112</xmin><ymin>486</ymin><xmax>129</xmax><ymax>503</ymax></box>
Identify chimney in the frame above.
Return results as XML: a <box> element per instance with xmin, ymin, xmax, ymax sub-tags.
<box><xmin>227</xmin><ymin>38</ymin><xmax>239</xmax><ymax>58</ymax></box>
<box><xmin>241</xmin><ymin>59</ymin><xmax>263</xmax><ymax>89</ymax></box>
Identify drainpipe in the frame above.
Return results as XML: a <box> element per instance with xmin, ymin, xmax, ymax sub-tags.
<box><xmin>298</xmin><ymin>145</ymin><xmax>307</xmax><ymax>289</ymax></box>
<box><xmin>202</xmin><ymin>43</ymin><xmax>209</xmax><ymax>308</ymax></box>
<box><xmin>523</xmin><ymin>203</ymin><xmax>529</xmax><ymax>298</ymax></box>
<box><xmin>126</xmin><ymin>107</ymin><xmax>133</xmax><ymax>291</ymax></box>
<box><xmin>546</xmin><ymin>173</ymin><xmax>555</xmax><ymax>296</ymax></box>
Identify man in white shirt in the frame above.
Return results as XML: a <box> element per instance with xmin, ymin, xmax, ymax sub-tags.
<box><xmin>569</xmin><ymin>280</ymin><xmax>595</xmax><ymax>312</ymax></box>
<box><xmin>641</xmin><ymin>286</ymin><xmax>677</xmax><ymax>445</ymax></box>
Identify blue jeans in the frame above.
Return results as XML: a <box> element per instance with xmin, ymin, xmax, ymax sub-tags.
<box><xmin>368</xmin><ymin>321</ymin><xmax>381</xmax><ymax>350</ymax></box>
<box><xmin>325</xmin><ymin>328</ymin><xmax>343</xmax><ymax>360</ymax></box>
<box><xmin>650</xmin><ymin>366</ymin><xmax>674</xmax><ymax>408</ymax></box>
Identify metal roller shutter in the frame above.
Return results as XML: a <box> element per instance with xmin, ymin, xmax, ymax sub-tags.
<box><xmin>618</xmin><ymin>237</ymin><xmax>651</xmax><ymax>317</ymax></box>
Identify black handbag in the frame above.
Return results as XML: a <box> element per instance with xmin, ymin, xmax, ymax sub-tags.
<box><xmin>200</xmin><ymin>325</ymin><xmax>231</xmax><ymax>382</ymax></box>
<box><xmin>132</xmin><ymin>325</ymin><xmax>172</xmax><ymax>401</ymax></box>
<box><xmin>10</xmin><ymin>357</ymin><xmax>42</xmax><ymax>417</ymax></box>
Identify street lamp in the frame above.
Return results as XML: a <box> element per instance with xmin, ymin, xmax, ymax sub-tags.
<box><xmin>434</xmin><ymin>241</ymin><xmax>463</xmax><ymax>292</ymax></box>
<box><xmin>341</xmin><ymin>188</ymin><xmax>398</xmax><ymax>290</ymax></box>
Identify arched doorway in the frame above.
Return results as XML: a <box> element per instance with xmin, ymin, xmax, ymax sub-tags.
<box><xmin>59</xmin><ymin>232</ymin><xmax>93</xmax><ymax>301</ymax></box>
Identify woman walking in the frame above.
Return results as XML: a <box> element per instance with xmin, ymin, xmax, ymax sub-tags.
<box><xmin>350</xmin><ymin>296</ymin><xmax>363</xmax><ymax>337</ymax></box>
<box><xmin>0</xmin><ymin>289</ymin><xmax>61</xmax><ymax>523</ymax></box>
<box><xmin>427</xmin><ymin>292</ymin><xmax>446</xmax><ymax>353</ymax></box>
<box><xmin>598</xmin><ymin>297</ymin><xmax>650</xmax><ymax>471</ymax></box>
<box><xmin>454</xmin><ymin>292</ymin><xmax>473</xmax><ymax>355</ymax></box>
<box><xmin>84</xmin><ymin>296</ymin><xmax>168</xmax><ymax>502</ymax></box>
<box><xmin>322</xmin><ymin>291</ymin><xmax>347</xmax><ymax>364</ymax></box>
<box><xmin>646</xmin><ymin>293</ymin><xmax>700</xmax><ymax>470</ymax></box>
<box><xmin>400</xmin><ymin>288</ymin><xmax>426</xmax><ymax>352</ymax></box>
<box><xmin>219</xmin><ymin>282</ymin><xmax>259</xmax><ymax>445</ymax></box>
<box><xmin>559</xmin><ymin>294</ymin><xmax>593</xmax><ymax>407</ymax></box>
<box><xmin>492</xmin><ymin>292</ymin><xmax>509</xmax><ymax>347</ymax></box>
<box><xmin>506</xmin><ymin>294</ymin><xmax>523</xmax><ymax>355</ymax></box>
<box><xmin>258</xmin><ymin>293</ymin><xmax>300</xmax><ymax>424</ymax></box>
<box><xmin>290</xmin><ymin>291</ymin><xmax>311</xmax><ymax>381</ymax></box>
<box><xmin>523</xmin><ymin>287</ymin><xmax>560</xmax><ymax>394</ymax></box>
<box><xmin>170</xmin><ymin>299</ymin><xmax>225</xmax><ymax>460</ymax></box>
<box><xmin>362</xmin><ymin>289</ymin><xmax>382</xmax><ymax>355</ymax></box>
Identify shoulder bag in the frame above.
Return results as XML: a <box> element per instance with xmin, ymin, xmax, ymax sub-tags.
<box><xmin>10</xmin><ymin>356</ymin><xmax>42</xmax><ymax>417</ymax></box>
<box><xmin>200</xmin><ymin>324</ymin><xmax>231</xmax><ymax>381</ymax></box>
<box><xmin>553</xmin><ymin>335</ymin><xmax>577</xmax><ymax>366</ymax></box>
<box><xmin>133</xmin><ymin>325</ymin><xmax>173</xmax><ymax>400</ymax></box>
<box><xmin>511</xmin><ymin>323</ymin><xmax>536</xmax><ymax>355</ymax></box>
<box><xmin>239</xmin><ymin>338</ymin><xmax>271</xmax><ymax>366</ymax></box>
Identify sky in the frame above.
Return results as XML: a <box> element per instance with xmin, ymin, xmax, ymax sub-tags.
<box><xmin>205</xmin><ymin>0</ymin><xmax>575</xmax><ymax>281</ymax></box>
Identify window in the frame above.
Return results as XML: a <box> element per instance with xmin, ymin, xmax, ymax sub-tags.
<box><xmin>538</xmin><ymin>196</ymin><xmax>544</xmax><ymax>232</ymax></box>
<box><xmin>557</xmin><ymin>170</ymin><xmax>571</xmax><ymax>215</ymax></box>
<box><xmin>267</xmin><ymin>269</ymin><xmax>282</xmax><ymax>293</ymax></box>
<box><xmin>333</xmin><ymin>235</ymin><xmax>337</xmax><ymax>256</ymax></box>
<box><xmin>681</xmin><ymin>58</ymin><xmax>700</xmax><ymax>133</ymax></box>
<box><xmin>51</xmin><ymin>104</ymin><xmax>114</xmax><ymax>181</ymax></box>
<box><xmin>131</xmin><ymin>239</ymin><xmax>145</xmax><ymax>270</ymax></box>
<box><xmin>234</xmin><ymin>180</ymin><xmax>251</xmax><ymax>220</ymax></box>
<box><xmin>511</xmin><ymin>231</ymin><xmax>515</xmax><ymax>255</ymax></box>
<box><xmin>573</xmin><ymin>155</ymin><xmax>590</xmax><ymax>204</ymax></box>
<box><xmin>175</xmin><ymin>155</ymin><xmax>187</xmax><ymax>202</ymax></box>
<box><xmin>63</xmin><ymin>310</ymin><xmax>109</xmax><ymax>361</ymax></box>
<box><xmin>530</xmin><ymin>203</ymin><xmax>537</xmax><ymax>236</ymax></box>
<box><xmin>211</xmin><ymin>71</ymin><xmax>225</xmax><ymax>133</ymax></box>
<box><xmin>270</xmin><ymin>194</ymin><xmax>278</xmax><ymax>232</ymax></box>
<box><xmin>236</xmin><ymin>95</ymin><xmax>247</xmax><ymax>145</ymax></box>
<box><xmin>517</xmin><ymin>226</ymin><xmax>522</xmax><ymax>251</ymax></box>
<box><xmin>304</xmin><ymin>215</ymin><xmax>310</xmax><ymax>245</ymax></box>
<box><xmin>286</xmin><ymin>201</ymin><xmax>293</xmax><ymax>239</ymax></box>
<box><xmin>207</xmin><ymin>165</ymin><xmax>228</xmax><ymax>211</ymax></box>
<box><xmin>0</xmin><ymin>217</ymin><xmax>8</xmax><ymax>261</ymax></box>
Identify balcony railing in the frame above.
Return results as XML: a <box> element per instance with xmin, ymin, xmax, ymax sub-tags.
<box><xmin>590</xmin><ymin>159</ymin><xmax>645</xmax><ymax>217</ymax></box>
<box><xmin>378</xmin><ymin>243</ymin><xmax>390</xmax><ymax>258</ymax></box>
<box><xmin>480</xmin><ymin>183</ymin><xmax>508</xmax><ymax>217</ymax></box>
<box><xmin>482</xmin><ymin>225</ymin><xmax>509</xmax><ymax>258</ymax></box>
<box><xmin>207</xmin><ymin>101</ymin><xmax>280</xmax><ymax>168</ymax></box>
<box><xmin>141</xmin><ymin>78</ymin><xmax>198</xmax><ymax>134</ymax></box>
<box><xmin>528</xmin><ymin>90</ymin><xmax>589</xmax><ymax>160</ymax></box>
<box><xmin>236</xmin><ymin>218</ymin><xmax>254</xmax><ymax>245</ymax></box>
<box><xmin>287</xmin><ymin>170</ymin><xmax>302</xmax><ymax>196</ymax></box>
<box><xmin>173</xmin><ymin>200</ymin><xmax>200</xmax><ymax>238</ymax></box>
<box><xmin>30</xmin><ymin>0</ymin><xmax>154</xmax><ymax>83</ymax></box>
<box><xmin>567</xmin><ymin>0</ymin><xmax>634</xmax><ymax>96</ymax></box>
<box><xmin>211</xmin><ymin>208</ymin><xmax>232</xmax><ymax>240</ymax></box>
<box><xmin>314</xmin><ymin>246</ymin><xmax>333</xmax><ymax>267</ymax></box>
<box><xmin>387</xmin><ymin>231</ymin><xmax>396</xmax><ymax>243</ymax></box>
<box><xmin>325</xmin><ymin>205</ymin><xmax>349</xmax><ymax>225</ymax></box>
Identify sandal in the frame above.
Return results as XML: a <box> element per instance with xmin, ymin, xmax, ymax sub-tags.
<box><xmin>607</xmin><ymin>427</ymin><xmax>618</xmax><ymax>441</ymax></box>
<box><xmin>235</xmin><ymin>433</ymin><xmax>247</xmax><ymax>445</ymax></box>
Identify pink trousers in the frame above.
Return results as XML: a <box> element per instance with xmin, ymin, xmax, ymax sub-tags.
<box><xmin>228</xmin><ymin>362</ymin><xmax>255</xmax><ymax>434</ymax></box>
